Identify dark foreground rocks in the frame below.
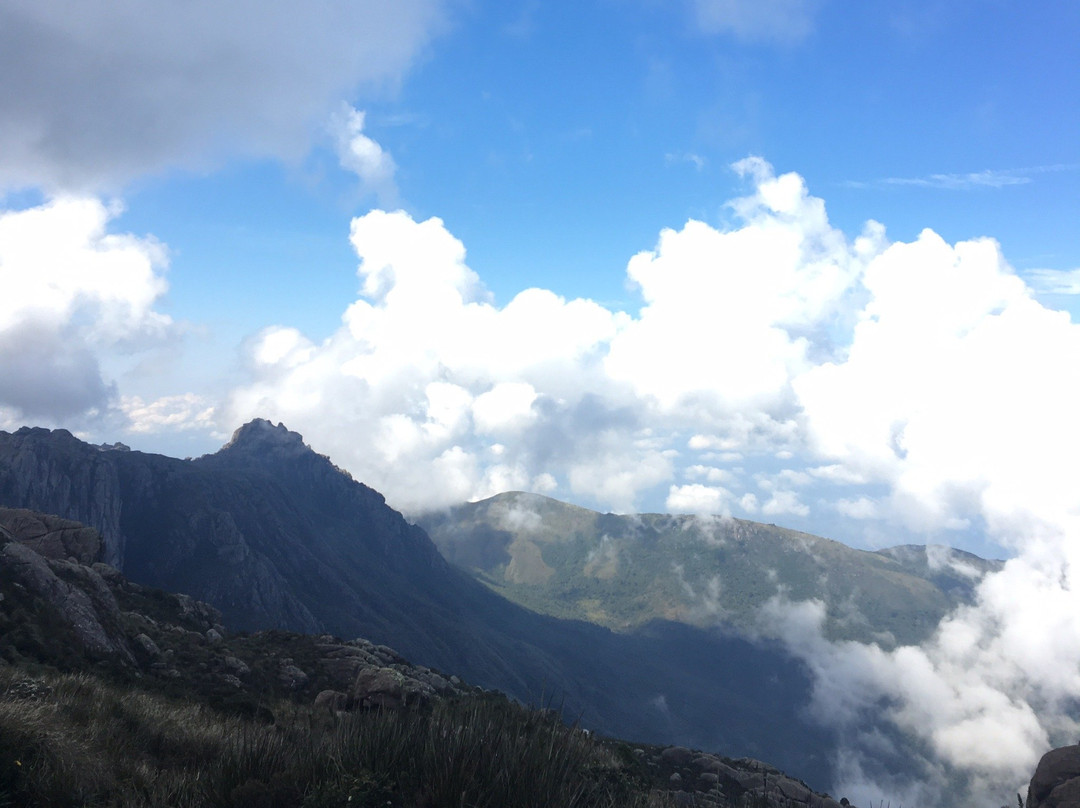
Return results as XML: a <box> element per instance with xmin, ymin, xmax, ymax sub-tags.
<box><xmin>640</xmin><ymin>745</ymin><xmax>849</xmax><ymax>808</ymax></box>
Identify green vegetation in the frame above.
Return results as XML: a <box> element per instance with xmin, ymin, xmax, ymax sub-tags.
<box><xmin>420</xmin><ymin>492</ymin><xmax>1002</xmax><ymax>648</ymax></box>
<box><xmin>0</xmin><ymin>665</ymin><xmax>670</xmax><ymax>808</ymax></box>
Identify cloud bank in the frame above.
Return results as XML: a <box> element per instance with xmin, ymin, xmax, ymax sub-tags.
<box><xmin>0</xmin><ymin>0</ymin><xmax>445</xmax><ymax>192</ymax></box>
<box><xmin>0</xmin><ymin>197</ymin><xmax>171</xmax><ymax>424</ymax></box>
<box><xmin>213</xmin><ymin>160</ymin><xmax>1080</xmax><ymax>803</ymax></box>
<box><xmin>6</xmin><ymin>155</ymin><xmax>1079</xmax><ymax>803</ymax></box>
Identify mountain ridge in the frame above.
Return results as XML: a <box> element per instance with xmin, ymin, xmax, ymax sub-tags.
<box><xmin>418</xmin><ymin>490</ymin><xmax>1001</xmax><ymax>647</ymax></box>
<box><xmin>0</xmin><ymin>421</ymin><xmax>836</xmax><ymax>787</ymax></box>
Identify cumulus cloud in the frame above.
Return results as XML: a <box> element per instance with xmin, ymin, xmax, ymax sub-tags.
<box><xmin>211</xmin><ymin>159</ymin><xmax>1080</xmax><ymax>803</ymax></box>
<box><xmin>666</xmin><ymin>483</ymin><xmax>734</xmax><ymax>515</ymax></box>
<box><xmin>0</xmin><ymin>197</ymin><xmax>171</xmax><ymax>421</ymax></box>
<box><xmin>224</xmin><ymin>208</ymin><xmax>635</xmax><ymax>511</ymax></box>
<box><xmin>121</xmin><ymin>393</ymin><xmax>217</xmax><ymax>435</ymax></box>
<box><xmin>0</xmin><ymin>0</ymin><xmax>446</xmax><ymax>192</ymax></box>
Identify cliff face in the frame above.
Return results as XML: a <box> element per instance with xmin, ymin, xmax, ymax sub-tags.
<box><xmin>0</xmin><ymin>420</ymin><xmax>448</xmax><ymax>642</ymax></box>
<box><xmin>0</xmin><ymin>420</ymin><xmax>837</xmax><ymax>789</ymax></box>
<box><xmin>0</xmin><ymin>428</ymin><xmax>125</xmax><ymax>565</ymax></box>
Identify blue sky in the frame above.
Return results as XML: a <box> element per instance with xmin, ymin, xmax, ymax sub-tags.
<box><xmin>4</xmin><ymin>3</ymin><xmax>1080</xmax><ymax>801</ymax></box>
<box><xmin>1</xmin><ymin>0</ymin><xmax>1079</xmax><ymax>556</ymax></box>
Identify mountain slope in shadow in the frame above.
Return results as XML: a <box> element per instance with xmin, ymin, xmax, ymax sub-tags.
<box><xmin>0</xmin><ymin>420</ymin><xmax>835</xmax><ymax>786</ymax></box>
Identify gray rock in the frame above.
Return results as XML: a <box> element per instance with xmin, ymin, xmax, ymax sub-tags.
<box><xmin>0</xmin><ymin>508</ymin><xmax>104</xmax><ymax>563</ymax></box>
<box><xmin>1029</xmin><ymin>745</ymin><xmax>1080</xmax><ymax>808</ymax></box>
<box><xmin>314</xmin><ymin>689</ymin><xmax>348</xmax><ymax>713</ymax></box>
<box><xmin>279</xmin><ymin>663</ymin><xmax>309</xmax><ymax>689</ymax></box>
<box><xmin>773</xmin><ymin>776</ymin><xmax>812</xmax><ymax>803</ymax></box>
<box><xmin>661</xmin><ymin>746</ymin><xmax>694</xmax><ymax>766</ymax></box>
<box><xmin>1</xmin><ymin>541</ymin><xmax>131</xmax><ymax>661</ymax></box>
<box><xmin>223</xmin><ymin>656</ymin><xmax>250</xmax><ymax>676</ymax></box>
<box><xmin>134</xmin><ymin>633</ymin><xmax>161</xmax><ymax>658</ymax></box>
<box><xmin>350</xmin><ymin>665</ymin><xmax>432</xmax><ymax>709</ymax></box>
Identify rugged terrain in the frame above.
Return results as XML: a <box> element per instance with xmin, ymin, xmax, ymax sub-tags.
<box><xmin>0</xmin><ymin>422</ymin><xmax>835</xmax><ymax>787</ymax></box>
<box><xmin>0</xmin><ymin>506</ymin><xmax>851</xmax><ymax>807</ymax></box>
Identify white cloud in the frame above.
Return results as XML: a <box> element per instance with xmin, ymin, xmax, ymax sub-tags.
<box><xmin>761</xmin><ymin>489</ymin><xmax>809</xmax><ymax>517</ymax></box>
<box><xmin>690</xmin><ymin>0</ymin><xmax>819</xmax><ymax>42</ymax></box>
<box><xmin>606</xmin><ymin>156</ymin><xmax>872</xmax><ymax>416</ymax></box>
<box><xmin>6</xmin><ymin>155</ymin><xmax>1080</xmax><ymax>801</ymax></box>
<box><xmin>121</xmin><ymin>394</ymin><xmax>216</xmax><ymax>434</ymax></box>
<box><xmin>884</xmin><ymin>170</ymin><xmax>1031</xmax><ymax>190</ymax></box>
<box><xmin>684</xmin><ymin>464</ymin><xmax>735</xmax><ymax>484</ymax></box>
<box><xmin>666</xmin><ymin>483</ymin><xmax>734</xmax><ymax>515</ymax></box>
<box><xmin>332</xmin><ymin>105</ymin><xmax>398</xmax><ymax>203</ymax></box>
<box><xmin>472</xmin><ymin>382</ymin><xmax>538</xmax><ymax>436</ymax></box>
<box><xmin>224</xmin><ymin>207</ymin><xmax>636</xmax><ymax>512</ymax></box>
<box><xmin>794</xmin><ymin>228</ymin><xmax>1080</xmax><ymax>540</ymax></box>
<box><xmin>835</xmin><ymin>497</ymin><xmax>879</xmax><ymax>520</ymax></box>
<box><xmin>0</xmin><ymin>0</ymin><xmax>446</xmax><ymax>193</ymax></box>
<box><xmin>0</xmin><ymin>197</ymin><xmax>171</xmax><ymax>420</ymax></box>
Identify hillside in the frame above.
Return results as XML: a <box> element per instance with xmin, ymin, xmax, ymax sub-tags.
<box><xmin>418</xmin><ymin>491</ymin><xmax>1000</xmax><ymax>647</ymax></box>
<box><xmin>0</xmin><ymin>422</ymin><xmax>836</xmax><ymax>788</ymax></box>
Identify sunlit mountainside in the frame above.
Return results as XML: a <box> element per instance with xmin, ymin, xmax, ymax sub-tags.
<box><xmin>420</xmin><ymin>491</ymin><xmax>1001</xmax><ymax>647</ymax></box>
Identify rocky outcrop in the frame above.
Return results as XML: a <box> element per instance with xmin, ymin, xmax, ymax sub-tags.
<box><xmin>1</xmin><ymin>539</ymin><xmax>131</xmax><ymax>661</ymax></box>
<box><xmin>0</xmin><ymin>507</ymin><xmax>104</xmax><ymax>563</ymax></box>
<box><xmin>1027</xmin><ymin>745</ymin><xmax>1080</xmax><ymax>808</ymax></box>
<box><xmin>0</xmin><ymin>511</ymin><xmax>469</xmax><ymax>711</ymax></box>
<box><xmin>643</xmin><ymin>747</ymin><xmax>850</xmax><ymax>808</ymax></box>
<box><xmin>0</xmin><ymin>428</ymin><xmax>125</xmax><ymax>565</ymax></box>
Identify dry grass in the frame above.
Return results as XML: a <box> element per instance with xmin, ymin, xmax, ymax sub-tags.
<box><xmin>0</xmin><ymin>665</ymin><xmax>668</xmax><ymax>808</ymax></box>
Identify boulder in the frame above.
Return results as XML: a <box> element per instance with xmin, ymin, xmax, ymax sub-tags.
<box><xmin>351</xmin><ymin>665</ymin><xmax>432</xmax><ymax>709</ymax></box>
<box><xmin>1028</xmin><ymin>745</ymin><xmax>1080</xmax><ymax>808</ymax></box>
<box><xmin>314</xmin><ymin>689</ymin><xmax>348</xmax><ymax>713</ymax></box>
<box><xmin>661</xmin><ymin>746</ymin><xmax>694</xmax><ymax>766</ymax></box>
<box><xmin>279</xmin><ymin>662</ymin><xmax>309</xmax><ymax>690</ymax></box>
<box><xmin>1</xmin><ymin>540</ymin><xmax>131</xmax><ymax>661</ymax></box>
<box><xmin>0</xmin><ymin>508</ymin><xmax>104</xmax><ymax>564</ymax></box>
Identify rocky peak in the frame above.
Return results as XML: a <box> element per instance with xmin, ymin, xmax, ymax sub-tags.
<box><xmin>220</xmin><ymin>419</ymin><xmax>308</xmax><ymax>456</ymax></box>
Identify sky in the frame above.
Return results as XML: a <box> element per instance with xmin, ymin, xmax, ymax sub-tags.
<box><xmin>2</xmin><ymin>1</ymin><xmax>1079</xmax><ymax>803</ymax></box>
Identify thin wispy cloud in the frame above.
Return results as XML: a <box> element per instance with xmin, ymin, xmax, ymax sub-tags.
<box><xmin>848</xmin><ymin>163</ymin><xmax>1080</xmax><ymax>191</ymax></box>
<box><xmin>1025</xmin><ymin>268</ymin><xmax>1080</xmax><ymax>295</ymax></box>
<box><xmin>664</xmin><ymin>152</ymin><xmax>707</xmax><ymax>171</ymax></box>
<box><xmin>690</xmin><ymin>0</ymin><xmax>819</xmax><ymax>42</ymax></box>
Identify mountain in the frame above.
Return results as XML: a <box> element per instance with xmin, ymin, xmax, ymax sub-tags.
<box><xmin>0</xmin><ymin>507</ymin><xmax>853</xmax><ymax>808</ymax></box>
<box><xmin>418</xmin><ymin>491</ymin><xmax>1000</xmax><ymax>647</ymax></box>
<box><xmin>0</xmin><ymin>421</ymin><xmax>837</xmax><ymax>788</ymax></box>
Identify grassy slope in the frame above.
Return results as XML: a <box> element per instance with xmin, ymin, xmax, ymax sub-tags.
<box><xmin>0</xmin><ymin>665</ymin><xmax>671</xmax><ymax>808</ymax></box>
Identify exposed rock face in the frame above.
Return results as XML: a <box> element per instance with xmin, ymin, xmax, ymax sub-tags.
<box><xmin>0</xmin><ymin>507</ymin><xmax>104</xmax><ymax>564</ymax></box>
<box><xmin>1</xmin><ymin>539</ymin><xmax>132</xmax><ymax>661</ymax></box>
<box><xmin>1028</xmin><ymin>745</ymin><xmax>1080</xmax><ymax>808</ymax></box>
<box><xmin>0</xmin><ymin>429</ymin><xmax>125</xmax><ymax>564</ymax></box>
